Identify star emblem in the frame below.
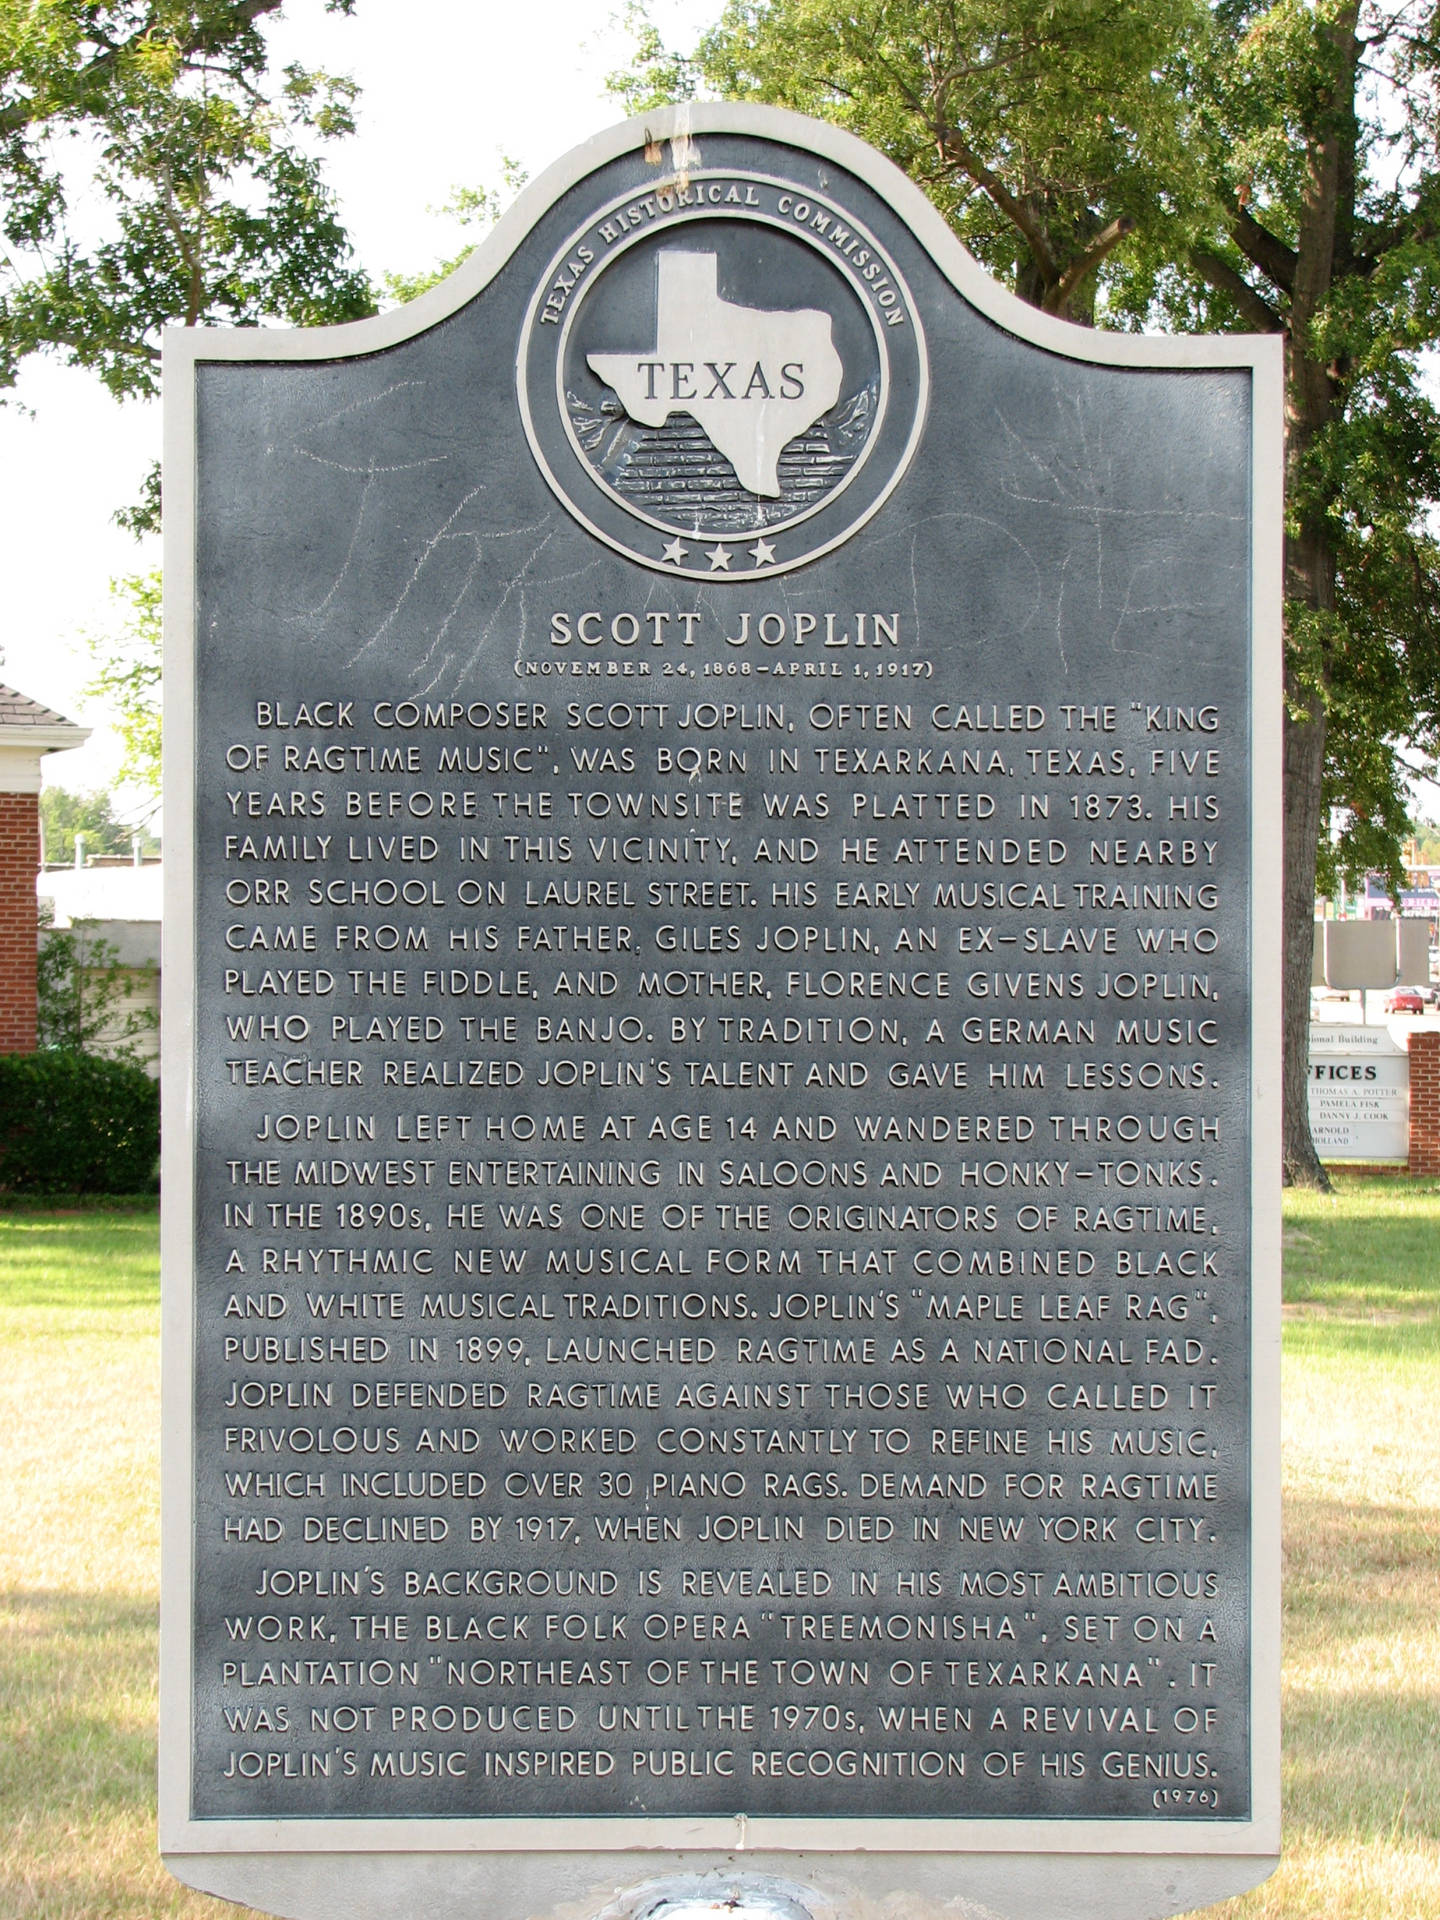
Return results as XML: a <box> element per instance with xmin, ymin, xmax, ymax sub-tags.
<box><xmin>749</xmin><ymin>537</ymin><xmax>777</xmax><ymax>567</ymax></box>
<box><xmin>661</xmin><ymin>537</ymin><xmax>688</xmax><ymax>566</ymax></box>
<box><xmin>706</xmin><ymin>544</ymin><xmax>733</xmax><ymax>572</ymax></box>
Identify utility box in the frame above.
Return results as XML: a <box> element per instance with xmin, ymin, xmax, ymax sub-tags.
<box><xmin>1312</xmin><ymin>917</ymin><xmax>1430</xmax><ymax>989</ymax></box>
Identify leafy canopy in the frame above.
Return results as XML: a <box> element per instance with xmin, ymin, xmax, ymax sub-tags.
<box><xmin>83</xmin><ymin>570</ymin><xmax>161</xmax><ymax>795</ymax></box>
<box><xmin>613</xmin><ymin>0</ymin><xmax>1213</xmax><ymax>321</ymax></box>
<box><xmin>40</xmin><ymin>784</ymin><xmax>159</xmax><ymax>862</ymax></box>
<box><xmin>0</xmin><ymin>0</ymin><xmax>374</xmax><ymax>405</ymax></box>
<box><xmin>1106</xmin><ymin>0</ymin><xmax>1440</xmax><ymax>897</ymax></box>
<box><xmin>380</xmin><ymin>159</ymin><xmax>529</xmax><ymax>306</ymax></box>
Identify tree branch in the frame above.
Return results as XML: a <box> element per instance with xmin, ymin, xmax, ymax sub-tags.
<box><xmin>41</xmin><ymin>328</ymin><xmax>161</xmax><ymax>363</ymax></box>
<box><xmin>1352</xmin><ymin>210</ymin><xmax>1437</xmax><ymax>267</ymax></box>
<box><xmin>1229</xmin><ymin>205</ymin><xmax>1297</xmax><ymax>296</ymax></box>
<box><xmin>1190</xmin><ymin>249</ymin><xmax>1286</xmax><ymax>332</ymax></box>
<box><xmin>0</xmin><ymin>1</ymin><xmax>286</xmax><ymax>139</ymax></box>
<box><xmin>188</xmin><ymin>0</ymin><xmax>285</xmax><ymax>54</ymax></box>
<box><xmin>937</xmin><ymin>127</ymin><xmax>1059</xmax><ymax>287</ymax></box>
<box><xmin>1051</xmin><ymin>214</ymin><xmax>1135</xmax><ymax>314</ymax></box>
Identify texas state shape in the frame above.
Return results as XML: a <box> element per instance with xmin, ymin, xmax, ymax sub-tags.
<box><xmin>587</xmin><ymin>251</ymin><xmax>843</xmax><ymax>498</ymax></box>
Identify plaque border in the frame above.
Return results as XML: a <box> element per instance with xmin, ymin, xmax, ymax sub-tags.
<box><xmin>160</xmin><ymin>99</ymin><xmax>1283</xmax><ymax>1905</ymax></box>
<box><xmin>515</xmin><ymin>169</ymin><xmax>927</xmax><ymax>578</ymax></box>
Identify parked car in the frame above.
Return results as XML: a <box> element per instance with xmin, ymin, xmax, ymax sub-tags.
<box><xmin>1385</xmin><ymin>985</ymin><xmax>1427</xmax><ymax>1014</ymax></box>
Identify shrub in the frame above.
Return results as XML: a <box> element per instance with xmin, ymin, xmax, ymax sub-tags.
<box><xmin>0</xmin><ymin>1052</ymin><xmax>159</xmax><ymax>1195</ymax></box>
<box><xmin>36</xmin><ymin>912</ymin><xmax>158</xmax><ymax>1064</ymax></box>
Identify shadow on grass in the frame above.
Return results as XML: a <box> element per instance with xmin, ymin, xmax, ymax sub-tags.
<box><xmin>0</xmin><ymin>1588</ymin><xmax>252</xmax><ymax>1918</ymax></box>
<box><xmin>0</xmin><ymin>1213</ymin><xmax>159</xmax><ymax>1312</ymax></box>
<box><xmin>0</xmin><ymin>1589</ymin><xmax>158</xmax><ymax>1814</ymax></box>
<box><xmin>1282</xmin><ymin>1314</ymin><xmax>1440</xmax><ymax>1365</ymax></box>
<box><xmin>1281</xmin><ymin>1495</ymin><xmax>1440</xmax><ymax>1846</ymax></box>
<box><xmin>1284</xmin><ymin>1177</ymin><xmax>1440</xmax><ymax>1315</ymax></box>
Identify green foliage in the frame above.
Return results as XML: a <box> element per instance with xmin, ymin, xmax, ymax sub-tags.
<box><xmin>1106</xmin><ymin>1</ymin><xmax>1440</xmax><ymax>896</ymax></box>
<box><xmin>380</xmin><ymin>160</ymin><xmax>529</xmax><ymax>306</ymax></box>
<box><xmin>617</xmin><ymin>3</ymin><xmax>1440</xmax><ymax>1169</ymax></box>
<box><xmin>40</xmin><ymin>786</ymin><xmax>157</xmax><ymax>864</ymax></box>
<box><xmin>36</xmin><ymin>912</ymin><xmax>158</xmax><ymax>1064</ymax></box>
<box><xmin>619</xmin><ymin>0</ymin><xmax>1440</xmax><ymax>872</ymax></box>
<box><xmin>84</xmin><ymin>570</ymin><xmax>162</xmax><ymax>795</ymax></box>
<box><xmin>0</xmin><ymin>1051</ymin><xmax>158</xmax><ymax>1193</ymax></box>
<box><xmin>613</xmin><ymin>0</ymin><xmax>1212</xmax><ymax>320</ymax></box>
<box><xmin>0</xmin><ymin>0</ymin><xmax>375</xmax><ymax>405</ymax></box>
<box><xmin>608</xmin><ymin>1</ymin><xmax>699</xmax><ymax>113</ymax></box>
<box><xmin>112</xmin><ymin>457</ymin><xmax>163</xmax><ymax>537</ymax></box>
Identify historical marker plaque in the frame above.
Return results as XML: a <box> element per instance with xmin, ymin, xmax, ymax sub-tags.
<box><xmin>162</xmin><ymin>106</ymin><xmax>1281</xmax><ymax>1920</ymax></box>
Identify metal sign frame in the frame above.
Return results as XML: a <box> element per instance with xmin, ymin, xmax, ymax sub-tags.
<box><xmin>161</xmin><ymin>102</ymin><xmax>1282</xmax><ymax>1920</ymax></box>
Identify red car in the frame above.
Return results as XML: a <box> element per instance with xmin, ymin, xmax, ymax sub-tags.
<box><xmin>1385</xmin><ymin>986</ymin><xmax>1426</xmax><ymax>1014</ymax></box>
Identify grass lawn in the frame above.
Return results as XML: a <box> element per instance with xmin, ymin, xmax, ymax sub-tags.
<box><xmin>0</xmin><ymin>1187</ymin><xmax>1436</xmax><ymax>1917</ymax></box>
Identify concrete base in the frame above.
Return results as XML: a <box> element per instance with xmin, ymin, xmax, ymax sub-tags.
<box><xmin>164</xmin><ymin>1849</ymin><xmax>1279</xmax><ymax>1920</ymax></box>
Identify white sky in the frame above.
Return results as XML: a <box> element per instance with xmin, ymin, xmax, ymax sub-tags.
<box><xmin>0</xmin><ymin>0</ymin><xmax>713</xmax><ymax>797</ymax></box>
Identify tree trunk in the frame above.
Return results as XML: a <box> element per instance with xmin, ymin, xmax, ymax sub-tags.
<box><xmin>1279</xmin><ymin>327</ymin><xmax>1336</xmax><ymax>1188</ymax></box>
<box><xmin>1281</xmin><ymin>677</ymin><xmax>1329</xmax><ymax>1187</ymax></box>
<box><xmin>1279</xmin><ymin>480</ymin><xmax>1336</xmax><ymax>1188</ymax></box>
<box><xmin>1276</xmin><ymin>10</ymin><xmax>1355</xmax><ymax>1189</ymax></box>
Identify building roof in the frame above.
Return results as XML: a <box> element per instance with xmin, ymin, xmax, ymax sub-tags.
<box><xmin>0</xmin><ymin>683</ymin><xmax>78</xmax><ymax>729</ymax></box>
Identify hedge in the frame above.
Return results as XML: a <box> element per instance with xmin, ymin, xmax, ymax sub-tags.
<box><xmin>0</xmin><ymin>1052</ymin><xmax>160</xmax><ymax>1195</ymax></box>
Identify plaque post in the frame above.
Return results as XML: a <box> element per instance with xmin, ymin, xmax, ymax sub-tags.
<box><xmin>162</xmin><ymin>101</ymin><xmax>1282</xmax><ymax>1920</ymax></box>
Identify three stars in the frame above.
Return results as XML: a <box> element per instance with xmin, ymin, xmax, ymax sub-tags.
<box><xmin>661</xmin><ymin>536</ymin><xmax>778</xmax><ymax>570</ymax></box>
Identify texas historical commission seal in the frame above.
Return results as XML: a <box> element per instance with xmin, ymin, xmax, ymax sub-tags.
<box><xmin>518</xmin><ymin>169</ymin><xmax>928</xmax><ymax>580</ymax></box>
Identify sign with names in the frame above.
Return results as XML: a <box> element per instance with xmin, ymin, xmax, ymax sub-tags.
<box><xmin>1309</xmin><ymin>1024</ymin><xmax>1409</xmax><ymax>1162</ymax></box>
<box><xmin>161</xmin><ymin>105</ymin><xmax>1282</xmax><ymax>1920</ymax></box>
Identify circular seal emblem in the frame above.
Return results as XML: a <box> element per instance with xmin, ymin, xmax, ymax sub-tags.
<box><xmin>518</xmin><ymin>170</ymin><xmax>927</xmax><ymax>580</ymax></box>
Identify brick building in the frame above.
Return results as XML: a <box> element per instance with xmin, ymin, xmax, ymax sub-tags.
<box><xmin>1412</xmin><ymin>1030</ymin><xmax>1440</xmax><ymax>1176</ymax></box>
<box><xmin>0</xmin><ymin>686</ymin><xmax>89</xmax><ymax>1050</ymax></box>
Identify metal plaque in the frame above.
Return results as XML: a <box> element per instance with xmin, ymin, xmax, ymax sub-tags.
<box><xmin>162</xmin><ymin>104</ymin><xmax>1282</xmax><ymax>1920</ymax></box>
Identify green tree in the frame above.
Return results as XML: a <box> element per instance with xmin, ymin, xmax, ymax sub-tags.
<box><xmin>1</xmin><ymin>0</ymin><xmax>375</xmax><ymax>531</ymax></box>
<box><xmin>614</xmin><ymin>0</ymin><xmax>1210</xmax><ymax>323</ymax></box>
<box><xmin>36</xmin><ymin>909</ymin><xmax>157</xmax><ymax>1064</ymax></box>
<box><xmin>84</xmin><ymin>570</ymin><xmax>163</xmax><ymax>795</ymax></box>
<box><xmin>40</xmin><ymin>785</ymin><xmax>158</xmax><ymax>863</ymax></box>
<box><xmin>617</xmin><ymin>0</ymin><xmax>1440</xmax><ymax>1184</ymax></box>
<box><xmin>0</xmin><ymin>0</ymin><xmax>372</xmax><ymax>393</ymax></box>
<box><xmin>380</xmin><ymin>161</ymin><xmax>528</xmax><ymax>306</ymax></box>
